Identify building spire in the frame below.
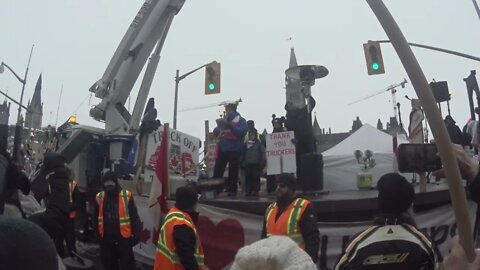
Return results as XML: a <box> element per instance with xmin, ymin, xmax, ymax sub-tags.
<box><xmin>289</xmin><ymin>47</ymin><xmax>298</xmax><ymax>68</ymax></box>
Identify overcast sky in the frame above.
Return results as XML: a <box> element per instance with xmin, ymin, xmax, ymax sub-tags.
<box><xmin>1</xmin><ymin>0</ymin><xmax>479</xmax><ymax>141</ymax></box>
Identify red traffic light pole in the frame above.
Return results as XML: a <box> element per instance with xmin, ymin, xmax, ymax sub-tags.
<box><xmin>367</xmin><ymin>0</ymin><xmax>475</xmax><ymax>262</ymax></box>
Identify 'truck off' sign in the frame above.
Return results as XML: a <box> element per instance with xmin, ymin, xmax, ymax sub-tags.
<box><xmin>266</xmin><ymin>131</ymin><xmax>296</xmax><ymax>175</ymax></box>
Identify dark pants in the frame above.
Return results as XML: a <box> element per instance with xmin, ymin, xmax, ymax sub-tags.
<box><xmin>213</xmin><ymin>151</ymin><xmax>240</xmax><ymax>193</ymax></box>
<box><xmin>28</xmin><ymin>209</ymin><xmax>70</xmax><ymax>256</ymax></box>
<box><xmin>244</xmin><ymin>164</ymin><xmax>261</xmax><ymax>194</ymax></box>
<box><xmin>266</xmin><ymin>175</ymin><xmax>277</xmax><ymax>194</ymax></box>
<box><xmin>100</xmin><ymin>237</ymin><xmax>135</xmax><ymax>270</ymax></box>
<box><xmin>65</xmin><ymin>218</ymin><xmax>76</xmax><ymax>256</ymax></box>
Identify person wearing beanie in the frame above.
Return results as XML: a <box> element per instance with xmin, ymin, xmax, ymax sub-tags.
<box><xmin>444</xmin><ymin>115</ymin><xmax>464</xmax><ymax>145</ymax></box>
<box><xmin>0</xmin><ymin>215</ymin><xmax>61</xmax><ymax>270</ymax></box>
<box><xmin>231</xmin><ymin>236</ymin><xmax>317</xmax><ymax>270</ymax></box>
<box><xmin>94</xmin><ymin>170</ymin><xmax>141</xmax><ymax>270</ymax></box>
<box><xmin>154</xmin><ymin>185</ymin><xmax>204</xmax><ymax>270</ymax></box>
<box><xmin>335</xmin><ymin>173</ymin><xmax>437</xmax><ymax>270</ymax></box>
<box><xmin>261</xmin><ymin>173</ymin><xmax>319</xmax><ymax>264</ymax></box>
<box><xmin>266</xmin><ymin>114</ymin><xmax>288</xmax><ymax>194</ymax></box>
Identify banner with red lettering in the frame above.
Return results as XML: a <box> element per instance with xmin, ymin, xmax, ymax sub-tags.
<box><xmin>266</xmin><ymin>131</ymin><xmax>296</xmax><ymax>175</ymax></box>
<box><xmin>133</xmin><ymin>196</ymin><xmax>476</xmax><ymax>269</ymax></box>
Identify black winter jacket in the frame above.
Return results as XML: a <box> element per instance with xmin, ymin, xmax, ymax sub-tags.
<box><xmin>94</xmin><ymin>186</ymin><xmax>141</xmax><ymax>244</ymax></box>
<box><xmin>172</xmin><ymin>211</ymin><xmax>200</xmax><ymax>270</ymax></box>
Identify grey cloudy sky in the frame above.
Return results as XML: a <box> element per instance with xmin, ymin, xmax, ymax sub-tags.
<box><xmin>1</xmin><ymin>0</ymin><xmax>479</xmax><ymax>141</ymax></box>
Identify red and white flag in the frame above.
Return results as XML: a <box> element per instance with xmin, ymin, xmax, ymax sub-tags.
<box><xmin>148</xmin><ymin>124</ymin><xmax>169</xmax><ymax>229</ymax></box>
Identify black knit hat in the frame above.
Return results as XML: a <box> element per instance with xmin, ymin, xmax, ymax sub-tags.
<box><xmin>276</xmin><ymin>173</ymin><xmax>297</xmax><ymax>191</ymax></box>
<box><xmin>377</xmin><ymin>173</ymin><xmax>414</xmax><ymax>214</ymax></box>
<box><xmin>175</xmin><ymin>185</ymin><xmax>198</xmax><ymax>211</ymax></box>
<box><xmin>102</xmin><ymin>170</ymin><xmax>118</xmax><ymax>184</ymax></box>
<box><xmin>0</xmin><ymin>216</ymin><xmax>58</xmax><ymax>270</ymax></box>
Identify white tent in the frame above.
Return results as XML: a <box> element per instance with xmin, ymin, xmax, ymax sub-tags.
<box><xmin>322</xmin><ymin>124</ymin><xmax>409</xmax><ymax>191</ymax></box>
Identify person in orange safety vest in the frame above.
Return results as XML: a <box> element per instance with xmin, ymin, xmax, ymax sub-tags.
<box><xmin>261</xmin><ymin>173</ymin><xmax>319</xmax><ymax>264</ymax></box>
<box><xmin>154</xmin><ymin>185</ymin><xmax>204</xmax><ymax>270</ymax></box>
<box><xmin>94</xmin><ymin>171</ymin><xmax>141</xmax><ymax>270</ymax></box>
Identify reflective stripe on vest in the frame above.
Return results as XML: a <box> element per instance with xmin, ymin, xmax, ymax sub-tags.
<box><xmin>154</xmin><ymin>208</ymin><xmax>205</xmax><ymax>270</ymax></box>
<box><xmin>265</xmin><ymin>198</ymin><xmax>310</xmax><ymax>247</ymax></box>
<box><xmin>96</xmin><ymin>190</ymin><xmax>132</xmax><ymax>239</ymax></box>
<box><xmin>68</xmin><ymin>180</ymin><xmax>77</xmax><ymax>219</ymax></box>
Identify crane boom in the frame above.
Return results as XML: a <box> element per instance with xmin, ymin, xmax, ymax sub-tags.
<box><xmin>89</xmin><ymin>0</ymin><xmax>185</xmax><ymax>135</ymax></box>
<box><xmin>348</xmin><ymin>78</ymin><xmax>407</xmax><ymax>105</ymax></box>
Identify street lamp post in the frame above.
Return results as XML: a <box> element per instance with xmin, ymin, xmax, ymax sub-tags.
<box><xmin>0</xmin><ymin>45</ymin><xmax>34</xmax><ymax>162</ymax></box>
<box><xmin>173</xmin><ymin>61</ymin><xmax>216</xmax><ymax>130</ymax></box>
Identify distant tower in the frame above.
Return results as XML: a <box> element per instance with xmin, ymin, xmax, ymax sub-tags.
<box><xmin>377</xmin><ymin>119</ymin><xmax>383</xmax><ymax>130</ymax></box>
<box><xmin>25</xmin><ymin>74</ymin><xmax>43</xmax><ymax>130</ymax></box>
<box><xmin>351</xmin><ymin>116</ymin><xmax>363</xmax><ymax>132</ymax></box>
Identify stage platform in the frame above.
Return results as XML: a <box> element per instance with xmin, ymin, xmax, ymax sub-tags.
<box><xmin>199</xmin><ymin>181</ymin><xmax>455</xmax><ymax>222</ymax></box>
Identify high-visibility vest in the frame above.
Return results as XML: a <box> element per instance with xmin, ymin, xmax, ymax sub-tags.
<box><xmin>154</xmin><ymin>207</ymin><xmax>205</xmax><ymax>270</ymax></box>
<box><xmin>265</xmin><ymin>198</ymin><xmax>311</xmax><ymax>249</ymax></box>
<box><xmin>96</xmin><ymin>190</ymin><xmax>132</xmax><ymax>239</ymax></box>
<box><xmin>68</xmin><ymin>180</ymin><xmax>77</xmax><ymax>219</ymax></box>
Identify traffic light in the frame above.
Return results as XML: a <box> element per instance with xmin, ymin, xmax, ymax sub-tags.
<box><xmin>205</xmin><ymin>61</ymin><xmax>221</xmax><ymax>95</ymax></box>
<box><xmin>363</xmin><ymin>41</ymin><xmax>385</xmax><ymax>75</ymax></box>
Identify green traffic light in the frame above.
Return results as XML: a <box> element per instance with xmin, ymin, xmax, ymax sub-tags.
<box><xmin>372</xmin><ymin>62</ymin><xmax>380</xmax><ymax>71</ymax></box>
<box><xmin>209</xmin><ymin>83</ymin><xmax>215</xmax><ymax>90</ymax></box>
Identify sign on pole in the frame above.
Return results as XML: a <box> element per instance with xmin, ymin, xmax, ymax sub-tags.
<box><xmin>266</xmin><ymin>131</ymin><xmax>296</xmax><ymax>175</ymax></box>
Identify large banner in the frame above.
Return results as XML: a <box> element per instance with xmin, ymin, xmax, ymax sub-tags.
<box><xmin>133</xmin><ymin>196</ymin><xmax>476</xmax><ymax>269</ymax></box>
<box><xmin>266</xmin><ymin>131</ymin><xmax>296</xmax><ymax>175</ymax></box>
<box><xmin>144</xmin><ymin>128</ymin><xmax>201</xmax><ymax>182</ymax></box>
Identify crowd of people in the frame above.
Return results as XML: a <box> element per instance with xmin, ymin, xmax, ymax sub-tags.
<box><xmin>212</xmin><ymin>102</ymin><xmax>294</xmax><ymax>197</ymax></box>
<box><xmin>0</xmin><ymin>151</ymin><xmax>143</xmax><ymax>270</ymax></box>
<box><xmin>1</xmin><ymin>102</ymin><xmax>480</xmax><ymax>270</ymax></box>
<box><xmin>156</xmin><ymin>143</ymin><xmax>480</xmax><ymax>270</ymax></box>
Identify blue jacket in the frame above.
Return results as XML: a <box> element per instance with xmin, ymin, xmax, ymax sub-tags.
<box><xmin>213</xmin><ymin>112</ymin><xmax>247</xmax><ymax>152</ymax></box>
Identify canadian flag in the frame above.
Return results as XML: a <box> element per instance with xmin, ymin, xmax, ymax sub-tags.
<box><xmin>148</xmin><ymin>124</ymin><xmax>169</xmax><ymax>229</ymax></box>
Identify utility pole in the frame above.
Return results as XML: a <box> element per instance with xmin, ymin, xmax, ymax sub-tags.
<box><xmin>0</xmin><ymin>45</ymin><xmax>34</xmax><ymax>162</ymax></box>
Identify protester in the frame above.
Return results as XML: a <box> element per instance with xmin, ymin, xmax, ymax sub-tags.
<box><xmin>241</xmin><ymin>128</ymin><xmax>266</xmax><ymax>196</ymax></box>
<box><xmin>94</xmin><ymin>171</ymin><xmax>141</xmax><ymax>270</ymax></box>
<box><xmin>65</xmin><ymin>166</ymin><xmax>80</xmax><ymax>257</ymax></box>
<box><xmin>213</xmin><ymin>102</ymin><xmax>248</xmax><ymax>196</ymax></box>
<box><xmin>154</xmin><ymin>185</ymin><xmax>204</xmax><ymax>270</ymax></box>
<box><xmin>266</xmin><ymin>114</ymin><xmax>288</xmax><ymax>194</ymax></box>
<box><xmin>434</xmin><ymin>144</ymin><xmax>480</xmax><ymax>269</ymax></box>
<box><xmin>445</xmin><ymin>115</ymin><xmax>464</xmax><ymax>145</ymax></box>
<box><xmin>231</xmin><ymin>235</ymin><xmax>317</xmax><ymax>270</ymax></box>
<box><xmin>28</xmin><ymin>152</ymin><xmax>72</xmax><ymax>257</ymax></box>
<box><xmin>2</xmin><ymin>151</ymin><xmax>30</xmax><ymax>218</ymax></box>
<box><xmin>335</xmin><ymin>173</ymin><xmax>437</xmax><ymax>270</ymax></box>
<box><xmin>261</xmin><ymin>173</ymin><xmax>319</xmax><ymax>263</ymax></box>
<box><xmin>0</xmin><ymin>215</ymin><xmax>62</xmax><ymax>270</ymax></box>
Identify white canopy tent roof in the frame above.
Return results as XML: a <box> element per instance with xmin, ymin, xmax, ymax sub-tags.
<box><xmin>323</xmin><ymin>124</ymin><xmax>408</xmax><ymax>156</ymax></box>
<box><xmin>322</xmin><ymin>124</ymin><xmax>410</xmax><ymax>191</ymax></box>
